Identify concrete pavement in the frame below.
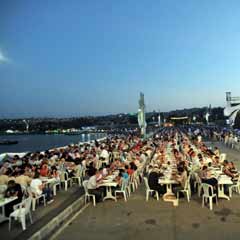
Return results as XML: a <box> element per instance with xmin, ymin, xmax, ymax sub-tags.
<box><xmin>55</xmin><ymin>142</ymin><xmax>240</xmax><ymax>240</ymax></box>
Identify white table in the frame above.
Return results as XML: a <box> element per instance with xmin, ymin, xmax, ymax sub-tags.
<box><xmin>218</xmin><ymin>176</ymin><xmax>233</xmax><ymax>200</ymax></box>
<box><xmin>0</xmin><ymin>197</ymin><xmax>18</xmax><ymax>223</ymax></box>
<box><xmin>98</xmin><ymin>181</ymin><xmax>118</xmax><ymax>201</ymax></box>
<box><xmin>158</xmin><ymin>178</ymin><xmax>178</xmax><ymax>194</ymax></box>
<box><xmin>158</xmin><ymin>178</ymin><xmax>179</xmax><ymax>206</ymax></box>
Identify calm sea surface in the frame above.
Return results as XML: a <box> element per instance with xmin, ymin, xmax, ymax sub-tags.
<box><xmin>0</xmin><ymin>133</ymin><xmax>106</xmax><ymax>154</ymax></box>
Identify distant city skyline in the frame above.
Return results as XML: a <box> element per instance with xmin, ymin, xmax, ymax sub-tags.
<box><xmin>1</xmin><ymin>1</ymin><xmax>240</xmax><ymax>118</ymax></box>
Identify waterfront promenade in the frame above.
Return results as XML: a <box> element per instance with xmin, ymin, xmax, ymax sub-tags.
<box><xmin>0</xmin><ymin>185</ymin><xmax>84</xmax><ymax>240</ymax></box>
<box><xmin>53</xmin><ymin>141</ymin><xmax>240</xmax><ymax>240</ymax></box>
<box><xmin>1</xmin><ymin>138</ymin><xmax>240</xmax><ymax>240</ymax></box>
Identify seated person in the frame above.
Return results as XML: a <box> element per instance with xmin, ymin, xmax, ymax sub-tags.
<box><xmin>4</xmin><ymin>180</ymin><xmax>23</xmax><ymax>217</ymax></box>
<box><xmin>115</xmin><ymin>169</ymin><xmax>128</xmax><ymax>191</ymax></box>
<box><xmin>39</xmin><ymin>163</ymin><xmax>49</xmax><ymax>177</ymax></box>
<box><xmin>96</xmin><ymin>168</ymin><xmax>103</xmax><ymax>182</ymax></box>
<box><xmin>87</xmin><ymin>168</ymin><xmax>103</xmax><ymax>202</ymax></box>
<box><xmin>148</xmin><ymin>165</ymin><xmax>165</xmax><ymax>195</ymax></box>
<box><xmin>223</xmin><ymin>160</ymin><xmax>238</xmax><ymax>179</ymax></box>
<box><xmin>129</xmin><ymin>161</ymin><xmax>137</xmax><ymax>171</ymax></box>
<box><xmin>229</xmin><ymin>162</ymin><xmax>238</xmax><ymax>174</ymax></box>
<box><xmin>200</xmin><ymin>165</ymin><xmax>218</xmax><ymax>188</ymax></box>
<box><xmin>15</xmin><ymin>169</ymin><xmax>32</xmax><ymax>188</ymax></box>
<box><xmin>125</xmin><ymin>165</ymin><xmax>134</xmax><ymax>176</ymax></box>
<box><xmin>172</xmin><ymin>166</ymin><xmax>187</xmax><ymax>196</ymax></box>
<box><xmin>30</xmin><ymin>172</ymin><xmax>54</xmax><ymax>203</ymax></box>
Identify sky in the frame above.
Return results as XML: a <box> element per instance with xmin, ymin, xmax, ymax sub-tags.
<box><xmin>1</xmin><ymin>0</ymin><xmax>240</xmax><ymax>118</ymax></box>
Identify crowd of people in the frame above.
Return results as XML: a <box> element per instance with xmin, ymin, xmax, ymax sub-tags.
<box><xmin>0</xmin><ymin>134</ymin><xmax>154</xmax><ymax>217</ymax></box>
<box><xmin>146</xmin><ymin>127</ymin><xmax>239</xmax><ymax>199</ymax></box>
<box><xmin>0</xmin><ymin>126</ymin><xmax>239</xmax><ymax>220</ymax></box>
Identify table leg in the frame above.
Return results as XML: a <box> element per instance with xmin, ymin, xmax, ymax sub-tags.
<box><xmin>218</xmin><ymin>184</ymin><xmax>230</xmax><ymax>200</ymax></box>
<box><xmin>163</xmin><ymin>184</ymin><xmax>178</xmax><ymax>206</ymax></box>
<box><xmin>166</xmin><ymin>184</ymin><xmax>173</xmax><ymax>194</ymax></box>
<box><xmin>0</xmin><ymin>206</ymin><xmax>8</xmax><ymax>223</ymax></box>
<box><xmin>103</xmin><ymin>186</ymin><xmax>117</xmax><ymax>201</ymax></box>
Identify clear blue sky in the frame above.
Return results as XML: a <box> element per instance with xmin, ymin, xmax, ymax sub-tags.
<box><xmin>1</xmin><ymin>0</ymin><xmax>240</xmax><ymax>118</ymax></box>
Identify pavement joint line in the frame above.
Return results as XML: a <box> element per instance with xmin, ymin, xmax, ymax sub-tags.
<box><xmin>49</xmin><ymin>202</ymin><xmax>90</xmax><ymax>240</ymax></box>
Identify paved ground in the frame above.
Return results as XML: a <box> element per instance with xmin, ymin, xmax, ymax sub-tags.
<box><xmin>0</xmin><ymin>185</ymin><xmax>84</xmax><ymax>240</ymax></box>
<box><xmin>55</xmin><ymin>142</ymin><xmax>240</xmax><ymax>240</ymax></box>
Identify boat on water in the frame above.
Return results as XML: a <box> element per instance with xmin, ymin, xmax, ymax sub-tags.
<box><xmin>0</xmin><ymin>140</ymin><xmax>19</xmax><ymax>145</ymax></box>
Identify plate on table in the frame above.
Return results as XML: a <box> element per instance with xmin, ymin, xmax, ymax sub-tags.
<box><xmin>102</xmin><ymin>179</ymin><xmax>112</xmax><ymax>183</ymax></box>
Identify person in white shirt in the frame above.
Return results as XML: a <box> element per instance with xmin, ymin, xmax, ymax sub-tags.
<box><xmin>100</xmin><ymin>147</ymin><xmax>109</xmax><ymax>165</ymax></box>
<box><xmin>87</xmin><ymin>168</ymin><xmax>103</xmax><ymax>202</ymax></box>
<box><xmin>30</xmin><ymin>172</ymin><xmax>53</xmax><ymax>204</ymax></box>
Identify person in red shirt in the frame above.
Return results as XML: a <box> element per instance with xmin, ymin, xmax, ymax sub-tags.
<box><xmin>125</xmin><ymin>165</ymin><xmax>134</xmax><ymax>176</ymax></box>
<box><xmin>40</xmin><ymin>164</ymin><xmax>49</xmax><ymax>177</ymax></box>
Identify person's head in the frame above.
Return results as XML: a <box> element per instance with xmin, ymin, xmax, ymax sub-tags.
<box><xmin>118</xmin><ymin>169</ymin><xmax>124</xmax><ymax>177</ymax></box>
<box><xmin>51</xmin><ymin>166</ymin><xmax>58</xmax><ymax>172</ymax></box>
<box><xmin>88</xmin><ymin>168</ymin><xmax>97</xmax><ymax>177</ymax></box>
<box><xmin>223</xmin><ymin>160</ymin><xmax>228</xmax><ymax>166</ymax></box>
<box><xmin>229</xmin><ymin>162</ymin><xmax>235</xmax><ymax>167</ymax></box>
<box><xmin>202</xmin><ymin>165</ymin><xmax>208</xmax><ymax>171</ymax></box>
<box><xmin>177</xmin><ymin>166</ymin><xmax>184</xmax><ymax>173</ymax></box>
<box><xmin>34</xmin><ymin>171</ymin><xmax>40</xmax><ymax>179</ymax></box>
<box><xmin>7</xmin><ymin>180</ymin><xmax>16</xmax><ymax>188</ymax></box>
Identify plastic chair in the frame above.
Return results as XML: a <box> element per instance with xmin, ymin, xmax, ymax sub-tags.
<box><xmin>201</xmin><ymin>183</ymin><xmax>218</xmax><ymax>210</ymax></box>
<box><xmin>194</xmin><ymin>173</ymin><xmax>202</xmax><ymax>197</ymax></box>
<box><xmin>220</xmin><ymin>153</ymin><xmax>226</xmax><ymax>163</ymax></box>
<box><xmin>115</xmin><ymin>178</ymin><xmax>128</xmax><ymax>202</ymax></box>
<box><xmin>28</xmin><ymin>188</ymin><xmax>46</xmax><ymax>211</ymax></box>
<box><xmin>60</xmin><ymin>172</ymin><xmax>73</xmax><ymax>191</ymax></box>
<box><xmin>229</xmin><ymin>176</ymin><xmax>240</xmax><ymax>197</ymax></box>
<box><xmin>0</xmin><ymin>184</ymin><xmax>7</xmax><ymax>197</ymax></box>
<box><xmin>72</xmin><ymin>168</ymin><xmax>83</xmax><ymax>187</ymax></box>
<box><xmin>143</xmin><ymin>177</ymin><xmax>159</xmax><ymax>201</ymax></box>
<box><xmin>9</xmin><ymin>197</ymin><xmax>33</xmax><ymax>231</ymax></box>
<box><xmin>129</xmin><ymin>173</ymin><xmax>136</xmax><ymax>192</ymax></box>
<box><xmin>177</xmin><ymin>175</ymin><xmax>191</xmax><ymax>202</ymax></box>
<box><xmin>53</xmin><ymin>181</ymin><xmax>61</xmax><ymax>196</ymax></box>
<box><xmin>95</xmin><ymin>160</ymin><xmax>102</xmax><ymax>170</ymax></box>
<box><xmin>82</xmin><ymin>180</ymin><xmax>96</xmax><ymax>206</ymax></box>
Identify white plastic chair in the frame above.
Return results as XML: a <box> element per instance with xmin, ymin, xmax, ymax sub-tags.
<box><xmin>60</xmin><ymin>172</ymin><xmax>73</xmax><ymax>191</ymax></box>
<box><xmin>115</xmin><ymin>178</ymin><xmax>128</xmax><ymax>202</ymax></box>
<box><xmin>95</xmin><ymin>160</ymin><xmax>102</xmax><ymax>170</ymax></box>
<box><xmin>72</xmin><ymin>168</ymin><xmax>83</xmax><ymax>187</ymax></box>
<box><xmin>194</xmin><ymin>173</ymin><xmax>202</xmax><ymax>197</ymax></box>
<box><xmin>82</xmin><ymin>180</ymin><xmax>96</xmax><ymax>206</ymax></box>
<box><xmin>0</xmin><ymin>184</ymin><xmax>7</xmax><ymax>197</ymax></box>
<box><xmin>53</xmin><ymin>181</ymin><xmax>61</xmax><ymax>196</ymax></box>
<box><xmin>130</xmin><ymin>171</ymin><xmax>139</xmax><ymax>192</ymax></box>
<box><xmin>143</xmin><ymin>177</ymin><xmax>159</xmax><ymax>201</ymax></box>
<box><xmin>229</xmin><ymin>176</ymin><xmax>240</xmax><ymax>197</ymax></box>
<box><xmin>28</xmin><ymin>188</ymin><xmax>46</xmax><ymax>211</ymax></box>
<box><xmin>220</xmin><ymin>153</ymin><xmax>226</xmax><ymax>163</ymax></box>
<box><xmin>177</xmin><ymin>175</ymin><xmax>191</xmax><ymax>202</ymax></box>
<box><xmin>9</xmin><ymin>197</ymin><xmax>33</xmax><ymax>231</ymax></box>
<box><xmin>201</xmin><ymin>183</ymin><xmax>218</xmax><ymax>211</ymax></box>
